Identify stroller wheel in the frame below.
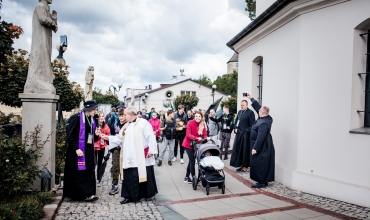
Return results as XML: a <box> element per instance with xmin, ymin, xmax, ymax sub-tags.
<box><xmin>222</xmin><ymin>186</ymin><xmax>225</xmax><ymax>194</ymax></box>
<box><xmin>192</xmin><ymin>176</ymin><xmax>197</xmax><ymax>190</ymax></box>
<box><xmin>206</xmin><ymin>187</ymin><xmax>210</xmax><ymax>195</ymax></box>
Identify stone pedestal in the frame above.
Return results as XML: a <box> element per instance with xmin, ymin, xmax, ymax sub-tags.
<box><xmin>19</xmin><ymin>93</ymin><xmax>59</xmax><ymax>190</ymax></box>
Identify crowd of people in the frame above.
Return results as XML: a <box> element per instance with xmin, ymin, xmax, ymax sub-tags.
<box><xmin>62</xmin><ymin>93</ymin><xmax>275</xmax><ymax>203</ymax></box>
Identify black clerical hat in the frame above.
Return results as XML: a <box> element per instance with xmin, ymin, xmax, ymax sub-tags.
<box><xmin>83</xmin><ymin>100</ymin><xmax>98</xmax><ymax>111</ymax></box>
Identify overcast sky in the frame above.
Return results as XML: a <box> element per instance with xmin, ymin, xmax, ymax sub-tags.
<box><xmin>1</xmin><ymin>0</ymin><xmax>250</xmax><ymax>100</ymax></box>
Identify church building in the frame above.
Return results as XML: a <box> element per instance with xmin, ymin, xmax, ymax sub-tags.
<box><xmin>227</xmin><ymin>0</ymin><xmax>370</xmax><ymax>207</ymax></box>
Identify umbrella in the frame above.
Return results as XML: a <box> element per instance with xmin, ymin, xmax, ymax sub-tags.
<box><xmin>206</xmin><ymin>97</ymin><xmax>223</xmax><ymax>114</ymax></box>
<box><xmin>97</xmin><ymin>151</ymin><xmax>111</xmax><ymax>182</ymax></box>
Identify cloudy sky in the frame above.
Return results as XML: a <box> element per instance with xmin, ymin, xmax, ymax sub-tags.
<box><xmin>1</xmin><ymin>0</ymin><xmax>250</xmax><ymax>100</ymax></box>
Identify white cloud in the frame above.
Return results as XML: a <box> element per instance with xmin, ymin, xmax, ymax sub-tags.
<box><xmin>1</xmin><ymin>0</ymin><xmax>250</xmax><ymax>101</ymax></box>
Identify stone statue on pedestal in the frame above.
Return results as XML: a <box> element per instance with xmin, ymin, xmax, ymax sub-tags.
<box><xmin>85</xmin><ymin>66</ymin><xmax>94</xmax><ymax>101</ymax></box>
<box><xmin>24</xmin><ymin>0</ymin><xmax>58</xmax><ymax>94</ymax></box>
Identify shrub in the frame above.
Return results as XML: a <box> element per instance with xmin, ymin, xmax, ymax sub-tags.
<box><xmin>173</xmin><ymin>94</ymin><xmax>200</xmax><ymax>110</ymax></box>
<box><xmin>0</xmin><ymin>125</ymin><xmax>49</xmax><ymax>201</ymax></box>
<box><xmin>55</xmin><ymin>120</ymin><xmax>68</xmax><ymax>175</ymax></box>
<box><xmin>0</xmin><ymin>192</ymin><xmax>53</xmax><ymax>220</ymax></box>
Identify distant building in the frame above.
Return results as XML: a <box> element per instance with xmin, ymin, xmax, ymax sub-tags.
<box><xmin>227</xmin><ymin>0</ymin><xmax>370</xmax><ymax>208</ymax></box>
<box><xmin>125</xmin><ymin>79</ymin><xmax>227</xmax><ymax>112</ymax></box>
<box><xmin>227</xmin><ymin>52</ymin><xmax>238</xmax><ymax>74</ymax></box>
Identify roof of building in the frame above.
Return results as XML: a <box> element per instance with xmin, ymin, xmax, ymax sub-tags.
<box><xmin>126</xmin><ymin>78</ymin><xmax>228</xmax><ymax>100</ymax></box>
<box><xmin>226</xmin><ymin>0</ymin><xmax>293</xmax><ymax>50</ymax></box>
<box><xmin>227</xmin><ymin>52</ymin><xmax>239</xmax><ymax>64</ymax></box>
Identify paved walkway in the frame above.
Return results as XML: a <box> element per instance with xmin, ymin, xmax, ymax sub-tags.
<box><xmin>154</xmin><ymin>153</ymin><xmax>356</xmax><ymax>220</ymax></box>
<box><xmin>55</xmin><ymin>144</ymin><xmax>363</xmax><ymax>220</ymax></box>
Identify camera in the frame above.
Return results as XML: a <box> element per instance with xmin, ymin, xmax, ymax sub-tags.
<box><xmin>242</xmin><ymin>93</ymin><xmax>249</xmax><ymax>97</ymax></box>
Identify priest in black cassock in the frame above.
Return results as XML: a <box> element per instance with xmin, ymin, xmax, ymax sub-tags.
<box><xmin>247</xmin><ymin>94</ymin><xmax>275</xmax><ymax>188</ymax></box>
<box><xmin>230</xmin><ymin>100</ymin><xmax>256</xmax><ymax>172</ymax></box>
<box><xmin>64</xmin><ymin>100</ymin><xmax>100</xmax><ymax>201</ymax></box>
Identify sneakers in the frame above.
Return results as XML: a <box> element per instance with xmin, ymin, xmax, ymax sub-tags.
<box><xmin>171</xmin><ymin>157</ymin><xmax>177</xmax><ymax>162</ymax></box>
<box><xmin>184</xmin><ymin>177</ymin><xmax>192</xmax><ymax>184</ymax></box>
<box><xmin>180</xmin><ymin>159</ymin><xmax>184</xmax><ymax>164</ymax></box>
<box><xmin>223</xmin><ymin>155</ymin><xmax>228</xmax><ymax>160</ymax></box>
<box><xmin>109</xmin><ymin>185</ymin><xmax>119</xmax><ymax>195</ymax></box>
<box><xmin>168</xmin><ymin>161</ymin><xmax>172</xmax><ymax>166</ymax></box>
<box><xmin>157</xmin><ymin>160</ymin><xmax>162</xmax><ymax>166</ymax></box>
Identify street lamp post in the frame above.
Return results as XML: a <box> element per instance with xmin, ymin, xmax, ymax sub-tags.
<box><xmin>211</xmin><ymin>85</ymin><xmax>217</xmax><ymax>103</ymax></box>
<box><xmin>108</xmin><ymin>84</ymin><xmax>123</xmax><ymax>94</ymax></box>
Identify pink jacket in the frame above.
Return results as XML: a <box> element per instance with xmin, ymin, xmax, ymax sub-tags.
<box><xmin>149</xmin><ymin>118</ymin><xmax>161</xmax><ymax>137</ymax></box>
<box><xmin>182</xmin><ymin>120</ymin><xmax>208</xmax><ymax>150</ymax></box>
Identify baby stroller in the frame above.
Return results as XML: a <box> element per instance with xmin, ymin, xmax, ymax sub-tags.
<box><xmin>192</xmin><ymin>140</ymin><xmax>226</xmax><ymax>195</ymax></box>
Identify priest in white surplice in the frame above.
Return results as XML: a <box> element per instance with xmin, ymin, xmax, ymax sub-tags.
<box><xmin>109</xmin><ymin>107</ymin><xmax>158</xmax><ymax>204</ymax></box>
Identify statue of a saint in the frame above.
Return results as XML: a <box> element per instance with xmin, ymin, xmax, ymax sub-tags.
<box><xmin>85</xmin><ymin>66</ymin><xmax>95</xmax><ymax>101</ymax></box>
<box><xmin>24</xmin><ymin>0</ymin><xmax>58</xmax><ymax>94</ymax></box>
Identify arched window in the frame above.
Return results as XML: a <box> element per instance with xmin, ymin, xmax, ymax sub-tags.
<box><xmin>252</xmin><ymin>56</ymin><xmax>263</xmax><ymax>104</ymax></box>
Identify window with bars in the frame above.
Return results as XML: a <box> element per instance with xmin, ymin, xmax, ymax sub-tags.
<box><xmin>257</xmin><ymin>59</ymin><xmax>263</xmax><ymax>105</ymax></box>
<box><xmin>358</xmin><ymin>29</ymin><xmax>370</xmax><ymax>127</ymax></box>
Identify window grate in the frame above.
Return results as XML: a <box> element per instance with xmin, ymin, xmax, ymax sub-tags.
<box><xmin>257</xmin><ymin>59</ymin><xmax>263</xmax><ymax>105</ymax></box>
<box><xmin>358</xmin><ymin>29</ymin><xmax>370</xmax><ymax>127</ymax></box>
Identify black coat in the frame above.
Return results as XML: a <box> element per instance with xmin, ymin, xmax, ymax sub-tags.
<box><xmin>250</xmin><ymin>100</ymin><xmax>275</xmax><ymax>184</ymax></box>
<box><xmin>209</xmin><ymin>113</ymin><xmax>234</xmax><ymax>133</ymax></box>
<box><xmin>230</xmin><ymin>108</ymin><xmax>255</xmax><ymax>167</ymax></box>
<box><xmin>63</xmin><ymin>113</ymin><xmax>97</xmax><ymax>200</ymax></box>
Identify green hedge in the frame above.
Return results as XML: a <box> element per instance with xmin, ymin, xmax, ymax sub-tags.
<box><xmin>0</xmin><ymin>126</ymin><xmax>53</xmax><ymax>219</ymax></box>
<box><xmin>0</xmin><ymin>192</ymin><xmax>53</xmax><ymax>220</ymax></box>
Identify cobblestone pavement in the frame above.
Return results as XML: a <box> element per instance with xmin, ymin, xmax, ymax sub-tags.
<box><xmin>223</xmin><ymin>157</ymin><xmax>370</xmax><ymax>220</ymax></box>
<box><xmin>54</xmin><ymin>149</ymin><xmax>163</xmax><ymax>220</ymax></box>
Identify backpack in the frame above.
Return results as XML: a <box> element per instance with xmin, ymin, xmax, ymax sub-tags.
<box><xmin>164</xmin><ymin>119</ymin><xmax>177</xmax><ymax>140</ymax></box>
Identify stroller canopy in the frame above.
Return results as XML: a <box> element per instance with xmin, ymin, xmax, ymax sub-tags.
<box><xmin>196</xmin><ymin>143</ymin><xmax>221</xmax><ymax>162</ymax></box>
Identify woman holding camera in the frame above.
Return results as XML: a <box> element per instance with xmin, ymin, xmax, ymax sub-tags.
<box><xmin>182</xmin><ymin>111</ymin><xmax>210</xmax><ymax>184</ymax></box>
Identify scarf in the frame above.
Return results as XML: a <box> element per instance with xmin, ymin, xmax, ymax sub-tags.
<box><xmin>78</xmin><ymin>111</ymin><xmax>96</xmax><ymax>170</ymax></box>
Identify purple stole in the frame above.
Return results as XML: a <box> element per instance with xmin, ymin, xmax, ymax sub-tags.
<box><xmin>77</xmin><ymin>111</ymin><xmax>96</xmax><ymax>170</ymax></box>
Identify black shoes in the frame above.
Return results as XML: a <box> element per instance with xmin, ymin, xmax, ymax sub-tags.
<box><xmin>157</xmin><ymin>160</ymin><xmax>162</xmax><ymax>166</ymax></box>
<box><xmin>120</xmin><ymin>198</ymin><xmax>132</xmax><ymax>204</ymax></box>
<box><xmin>251</xmin><ymin>183</ymin><xmax>266</xmax><ymax>188</ymax></box>
<box><xmin>224</xmin><ymin>155</ymin><xmax>228</xmax><ymax>160</ymax></box>
<box><xmin>168</xmin><ymin>161</ymin><xmax>172</xmax><ymax>166</ymax></box>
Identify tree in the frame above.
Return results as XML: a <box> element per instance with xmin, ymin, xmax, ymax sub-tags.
<box><xmin>220</xmin><ymin>97</ymin><xmax>237</xmax><ymax>115</ymax></box>
<box><xmin>0</xmin><ymin>50</ymin><xmax>84</xmax><ymax>111</ymax></box>
<box><xmin>0</xmin><ymin>49</ymin><xmax>29</xmax><ymax>107</ymax></box>
<box><xmin>193</xmin><ymin>74</ymin><xmax>212</xmax><ymax>87</ymax></box>
<box><xmin>245</xmin><ymin>0</ymin><xmax>256</xmax><ymax>21</ymax></box>
<box><xmin>213</xmin><ymin>70</ymin><xmax>238</xmax><ymax>98</ymax></box>
<box><xmin>173</xmin><ymin>94</ymin><xmax>199</xmax><ymax>110</ymax></box>
<box><xmin>92</xmin><ymin>87</ymin><xmax>119</xmax><ymax>107</ymax></box>
<box><xmin>0</xmin><ymin>20</ymin><xmax>23</xmax><ymax>65</ymax></box>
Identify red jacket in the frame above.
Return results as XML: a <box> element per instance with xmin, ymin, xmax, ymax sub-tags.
<box><xmin>94</xmin><ymin>123</ymin><xmax>110</xmax><ymax>150</ymax></box>
<box><xmin>149</xmin><ymin>118</ymin><xmax>161</xmax><ymax>137</ymax></box>
<box><xmin>182</xmin><ymin>120</ymin><xmax>208</xmax><ymax>150</ymax></box>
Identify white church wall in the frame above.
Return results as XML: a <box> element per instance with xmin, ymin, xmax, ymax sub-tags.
<box><xmin>294</xmin><ymin>0</ymin><xmax>370</xmax><ymax>207</ymax></box>
<box><xmin>237</xmin><ymin>0</ymin><xmax>370</xmax><ymax>207</ymax></box>
<box><xmin>238</xmin><ymin>16</ymin><xmax>302</xmax><ymax>188</ymax></box>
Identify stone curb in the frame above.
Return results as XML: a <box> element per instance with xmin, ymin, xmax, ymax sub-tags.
<box><xmin>40</xmin><ymin>188</ymin><xmax>63</xmax><ymax>220</ymax></box>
